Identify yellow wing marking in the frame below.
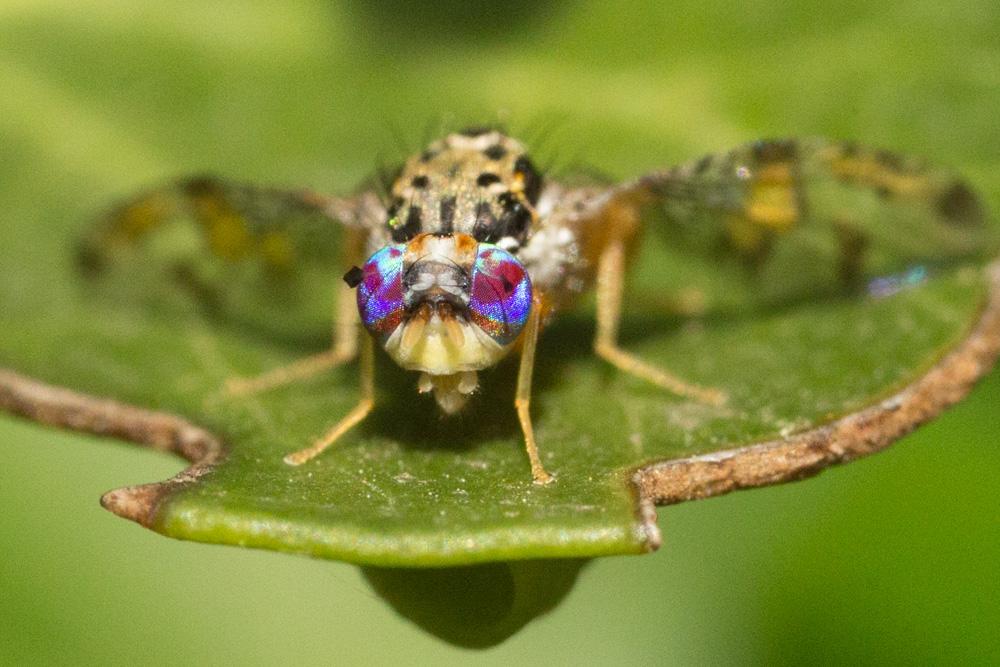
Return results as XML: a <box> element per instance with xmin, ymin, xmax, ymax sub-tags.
<box><xmin>745</xmin><ymin>161</ymin><xmax>800</xmax><ymax>232</ymax></box>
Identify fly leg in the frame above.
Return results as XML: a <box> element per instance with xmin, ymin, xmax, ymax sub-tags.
<box><xmin>593</xmin><ymin>241</ymin><xmax>727</xmax><ymax>406</ymax></box>
<box><xmin>515</xmin><ymin>294</ymin><xmax>554</xmax><ymax>484</ymax></box>
<box><xmin>283</xmin><ymin>331</ymin><xmax>375</xmax><ymax>465</ymax></box>
<box><xmin>225</xmin><ymin>280</ymin><xmax>359</xmax><ymax>396</ymax></box>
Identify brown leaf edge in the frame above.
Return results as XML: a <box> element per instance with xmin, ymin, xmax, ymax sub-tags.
<box><xmin>0</xmin><ymin>371</ymin><xmax>222</xmax><ymax>527</ymax></box>
<box><xmin>635</xmin><ymin>260</ymin><xmax>1000</xmax><ymax>546</ymax></box>
<box><xmin>1</xmin><ymin>261</ymin><xmax>998</xmax><ymax>549</ymax></box>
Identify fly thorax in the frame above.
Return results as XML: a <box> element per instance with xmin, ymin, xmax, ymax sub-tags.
<box><xmin>385</xmin><ymin>129</ymin><xmax>542</xmax><ymax>250</ymax></box>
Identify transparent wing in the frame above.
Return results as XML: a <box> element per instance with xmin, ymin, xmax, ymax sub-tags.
<box><xmin>613</xmin><ymin>138</ymin><xmax>996</xmax><ymax>304</ymax></box>
<box><xmin>78</xmin><ymin>175</ymin><xmax>379</xmax><ymax>341</ymax></box>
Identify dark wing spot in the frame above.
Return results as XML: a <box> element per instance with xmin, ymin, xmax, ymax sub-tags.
<box><xmin>839</xmin><ymin>141</ymin><xmax>860</xmax><ymax>158</ymax></box>
<box><xmin>694</xmin><ymin>154</ymin><xmax>713</xmax><ymax>175</ymax></box>
<box><xmin>75</xmin><ymin>242</ymin><xmax>105</xmax><ymax>277</ymax></box>
<box><xmin>391</xmin><ymin>205</ymin><xmax>423</xmax><ymax>242</ymax></box>
<box><xmin>476</xmin><ymin>172</ymin><xmax>501</xmax><ymax>187</ymax></box>
<box><xmin>410</xmin><ymin>175</ymin><xmax>429</xmax><ymax>189</ymax></box>
<box><xmin>937</xmin><ymin>181</ymin><xmax>985</xmax><ymax>226</ymax></box>
<box><xmin>420</xmin><ymin>149</ymin><xmax>439</xmax><ymax>163</ymax></box>
<box><xmin>181</xmin><ymin>175</ymin><xmax>219</xmax><ymax>197</ymax></box>
<box><xmin>343</xmin><ymin>265</ymin><xmax>363</xmax><ymax>288</ymax></box>
<box><xmin>875</xmin><ymin>149</ymin><xmax>905</xmax><ymax>173</ymax></box>
<box><xmin>439</xmin><ymin>196</ymin><xmax>456</xmax><ymax>234</ymax></box>
<box><xmin>752</xmin><ymin>139</ymin><xmax>798</xmax><ymax>163</ymax></box>
<box><xmin>483</xmin><ymin>144</ymin><xmax>507</xmax><ymax>160</ymax></box>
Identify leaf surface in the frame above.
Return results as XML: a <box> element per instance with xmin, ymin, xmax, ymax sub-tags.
<box><xmin>2</xmin><ymin>205</ymin><xmax>997</xmax><ymax>566</ymax></box>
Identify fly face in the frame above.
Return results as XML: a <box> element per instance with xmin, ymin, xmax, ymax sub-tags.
<box><xmin>350</xmin><ymin>231</ymin><xmax>533</xmax><ymax>413</ymax></box>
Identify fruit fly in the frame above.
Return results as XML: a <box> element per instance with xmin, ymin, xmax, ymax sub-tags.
<box><xmin>80</xmin><ymin>129</ymin><xmax>992</xmax><ymax>483</ymax></box>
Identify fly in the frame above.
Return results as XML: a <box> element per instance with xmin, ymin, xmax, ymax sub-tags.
<box><xmin>79</xmin><ymin>129</ymin><xmax>991</xmax><ymax>484</ymax></box>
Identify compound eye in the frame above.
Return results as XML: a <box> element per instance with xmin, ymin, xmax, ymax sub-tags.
<box><xmin>468</xmin><ymin>245</ymin><xmax>533</xmax><ymax>345</ymax></box>
<box><xmin>356</xmin><ymin>244</ymin><xmax>406</xmax><ymax>341</ymax></box>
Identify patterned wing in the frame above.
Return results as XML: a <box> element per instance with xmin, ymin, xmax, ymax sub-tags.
<box><xmin>78</xmin><ymin>175</ymin><xmax>381</xmax><ymax>340</ymax></box>
<box><xmin>615</xmin><ymin>138</ymin><xmax>996</xmax><ymax>304</ymax></box>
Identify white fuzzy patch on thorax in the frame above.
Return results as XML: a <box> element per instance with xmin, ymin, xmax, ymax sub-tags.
<box><xmin>519</xmin><ymin>223</ymin><xmax>579</xmax><ymax>293</ymax></box>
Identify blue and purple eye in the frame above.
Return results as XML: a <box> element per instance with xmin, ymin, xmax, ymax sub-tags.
<box><xmin>356</xmin><ymin>244</ymin><xmax>406</xmax><ymax>341</ymax></box>
<box><xmin>468</xmin><ymin>245</ymin><xmax>533</xmax><ymax>345</ymax></box>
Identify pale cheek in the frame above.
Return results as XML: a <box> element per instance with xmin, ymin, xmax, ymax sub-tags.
<box><xmin>383</xmin><ymin>318</ymin><xmax>509</xmax><ymax>375</ymax></box>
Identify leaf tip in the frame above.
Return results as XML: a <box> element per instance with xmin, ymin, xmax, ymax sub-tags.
<box><xmin>100</xmin><ymin>483</ymin><xmax>164</xmax><ymax>527</ymax></box>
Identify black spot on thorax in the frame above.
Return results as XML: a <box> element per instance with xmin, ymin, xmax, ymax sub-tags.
<box><xmin>483</xmin><ymin>144</ymin><xmax>507</xmax><ymax>160</ymax></box>
<box><xmin>476</xmin><ymin>172</ymin><xmax>501</xmax><ymax>187</ymax></box>
<box><xmin>390</xmin><ymin>205</ymin><xmax>423</xmax><ymax>242</ymax></box>
<box><xmin>472</xmin><ymin>201</ymin><xmax>498</xmax><ymax>241</ymax></box>
<box><xmin>438</xmin><ymin>196</ymin><xmax>457</xmax><ymax>234</ymax></box>
<box><xmin>513</xmin><ymin>155</ymin><xmax>542</xmax><ymax>203</ymax></box>
<box><xmin>471</xmin><ymin>192</ymin><xmax>531</xmax><ymax>244</ymax></box>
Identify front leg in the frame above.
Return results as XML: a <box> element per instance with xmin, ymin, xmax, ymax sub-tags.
<box><xmin>225</xmin><ymin>279</ymin><xmax>360</xmax><ymax>396</ymax></box>
<box><xmin>283</xmin><ymin>332</ymin><xmax>375</xmax><ymax>466</ymax></box>
<box><xmin>515</xmin><ymin>294</ymin><xmax>554</xmax><ymax>485</ymax></box>
<box><xmin>593</xmin><ymin>241</ymin><xmax>726</xmax><ymax>406</ymax></box>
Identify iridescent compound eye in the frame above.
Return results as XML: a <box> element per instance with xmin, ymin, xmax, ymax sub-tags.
<box><xmin>356</xmin><ymin>244</ymin><xmax>406</xmax><ymax>341</ymax></box>
<box><xmin>468</xmin><ymin>245</ymin><xmax>533</xmax><ymax>345</ymax></box>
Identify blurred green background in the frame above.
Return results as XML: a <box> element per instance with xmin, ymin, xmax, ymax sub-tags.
<box><xmin>1</xmin><ymin>0</ymin><xmax>998</xmax><ymax>663</ymax></box>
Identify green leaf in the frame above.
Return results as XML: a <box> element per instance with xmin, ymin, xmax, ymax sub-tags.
<box><xmin>2</xmin><ymin>205</ymin><xmax>998</xmax><ymax>569</ymax></box>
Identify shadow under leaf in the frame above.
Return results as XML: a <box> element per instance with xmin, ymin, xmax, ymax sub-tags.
<box><xmin>361</xmin><ymin>559</ymin><xmax>587</xmax><ymax>648</ymax></box>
